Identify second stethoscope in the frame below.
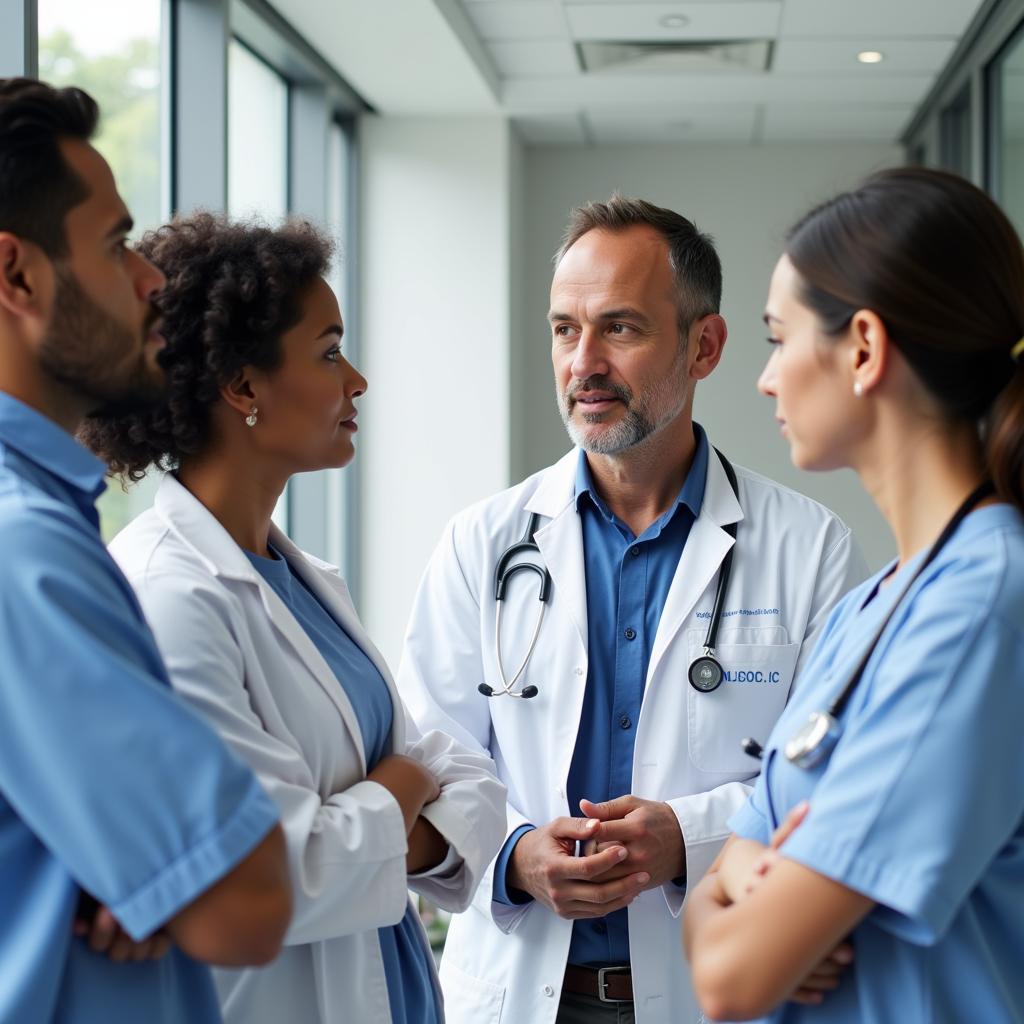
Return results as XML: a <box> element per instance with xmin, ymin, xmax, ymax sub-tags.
<box><xmin>478</xmin><ymin>449</ymin><xmax>742</xmax><ymax>701</ymax></box>
<box><xmin>741</xmin><ymin>479</ymin><xmax>995</xmax><ymax>770</ymax></box>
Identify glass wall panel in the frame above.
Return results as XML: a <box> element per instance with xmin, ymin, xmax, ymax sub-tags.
<box><xmin>228</xmin><ymin>39</ymin><xmax>288</xmax><ymax>221</ymax></box>
<box><xmin>228</xmin><ymin>37</ymin><xmax>290</xmax><ymax>528</ymax></box>
<box><xmin>940</xmin><ymin>84</ymin><xmax>972</xmax><ymax>176</ymax></box>
<box><xmin>993</xmin><ymin>22</ymin><xmax>1024</xmax><ymax>235</ymax></box>
<box><xmin>38</xmin><ymin>0</ymin><xmax>165</xmax><ymax>539</ymax></box>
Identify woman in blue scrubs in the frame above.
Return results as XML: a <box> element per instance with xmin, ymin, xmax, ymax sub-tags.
<box><xmin>80</xmin><ymin>215</ymin><xmax>506</xmax><ymax>1024</ymax></box>
<box><xmin>683</xmin><ymin>167</ymin><xmax>1024</xmax><ymax>1023</ymax></box>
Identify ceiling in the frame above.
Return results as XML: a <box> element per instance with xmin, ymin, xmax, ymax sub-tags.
<box><xmin>273</xmin><ymin>0</ymin><xmax>990</xmax><ymax>145</ymax></box>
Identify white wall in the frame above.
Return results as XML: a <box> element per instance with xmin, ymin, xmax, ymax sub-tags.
<box><xmin>358</xmin><ymin>116</ymin><xmax>521</xmax><ymax>664</ymax></box>
<box><xmin>516</xmin><ymin>142</ymin><xmax>903</xmax><ymax>571</ymax></box>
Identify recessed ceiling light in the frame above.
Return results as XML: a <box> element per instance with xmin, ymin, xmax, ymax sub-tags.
<box><xmin>659</xmin><ymin>14</ymin><xmax>690</xmax><ymax>29</ymax></box>
<box><xmin>857</xmin><ymin>50</ymin><xmax>885</xmax><ymax>64</ymax></box>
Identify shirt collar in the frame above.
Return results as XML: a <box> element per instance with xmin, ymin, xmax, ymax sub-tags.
<box><xmin>0</xmin><ymin>391</ymin><xmax>108</xmax><ymax>500</ymax></box>
<box><xmin>574</xmin><ymin>421</ymin><xmax>711</xmax><ymax>525</ymax></box>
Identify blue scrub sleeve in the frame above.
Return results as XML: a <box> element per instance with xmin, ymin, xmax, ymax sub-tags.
<box><xmin>492</xmin><ymin>825</ymin><xmax>536</xmax><ymax>906</ymax></box>
<box><xmin>0</xmin><ymin>514</ymin><xmax>279</xmax><ymax>939</ymax></box>
<box><xmin>728</xmin><ymin>788</ymin><xmax>772</xmax><ymax>846</ymax></box>
<box><xmin>778</xmin><ymin>585</ymin><xmax>1024</xmax><ymax>945</ymax></box>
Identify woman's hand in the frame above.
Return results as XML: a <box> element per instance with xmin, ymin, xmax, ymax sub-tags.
<box><xmin>407</xmin><ymin>816</ymin><xmax>449</xmax><ymax>874</ymax></box>
<box><xmin>74</xmin><ymin>905</ymin><xmax>172</xmax><ymax>962</ymax></box>
<box><xmin>789</xmin><ymin>941</ymin><xmax>855</xmax><ymax>1005</ymax></box>
<box><xmin>726</xmin><ymin>803</ymin><xmax>856</xmax><ymax>1006</ymax></box>
<box><xmin>367</xmin><ymin>754</ymin><xmax>441</xmax><ymax>834</ymax></box>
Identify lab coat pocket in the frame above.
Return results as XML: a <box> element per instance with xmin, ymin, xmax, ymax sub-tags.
<box><xmin>439</xmin><ymin>961</ymin><xmax>506</xmax><ymax>1024</ymax></box>
<box><xmin>686</xmin><ymin>634</ymin><xmax>799</xmax><ymax>773</ymax></box>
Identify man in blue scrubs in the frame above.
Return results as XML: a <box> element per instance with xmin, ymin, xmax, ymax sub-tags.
<box><xmin>0</xmin><ymin>78</ymin><xmax>291</xmax><ymax>1022</ymax></box>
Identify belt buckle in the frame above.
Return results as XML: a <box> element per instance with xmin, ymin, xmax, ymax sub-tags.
<box><xmin>597</xmin><ymin>965</ymin><xmax>631</xmax><ymax>1004</ymax></box>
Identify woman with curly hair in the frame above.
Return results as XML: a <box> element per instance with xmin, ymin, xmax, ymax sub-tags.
<box><xmin>81</xmin><ymin>213</ymin><xmax>506</xmax><ymax>1024</ymax></box>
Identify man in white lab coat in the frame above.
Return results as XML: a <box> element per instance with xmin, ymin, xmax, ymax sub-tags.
<box><xmin>398</xmin><ymin>196</ymin><xmax>867</xmax><ymax>1023</ymax></box>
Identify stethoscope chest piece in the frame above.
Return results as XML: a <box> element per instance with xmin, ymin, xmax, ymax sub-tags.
<box><xmin>688</xmin><ymin>652</ymin><xmax>724</xmax><ymax>693</ymax></box>
<box><xmin>784</xmin><ymin>710</ymin><xmax>841</xmax><ymax>769</ymax></box>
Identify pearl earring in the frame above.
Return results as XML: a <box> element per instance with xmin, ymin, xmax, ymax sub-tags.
<box><xmin>245</xmin><ymin>405</ymin><xmax>259</xmax><ymax>427</ymax></box>
<box><xmin>853</xmin><ymin>381</ymin><xmax>864</xmax><ymax>398</ymax></box>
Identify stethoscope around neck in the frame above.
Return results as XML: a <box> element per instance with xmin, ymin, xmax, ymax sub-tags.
<box><xmin>741</xmin><ymin>480</ymin><xmax>995</xmax><ymax>770</ymax></box>
<box><xmin>478</xmin><ymin>448</ymin><xmax>742</xmax><ymax>701</ymax></box>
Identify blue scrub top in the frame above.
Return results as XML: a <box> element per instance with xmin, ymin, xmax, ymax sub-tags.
<box><xmin>729</xmin><ymin>503</ymin><xmax>1024</xmax><ymax>1023</ymax></box>
<box><xmin>0</xmin><ymin>392</ymin><xmax>280</xmax><ymax>1024</ymax></box>
<box><xmin>246</xmin><ymin>548</ymin><xmax>441</xmax><ymax>1024</ymax></box>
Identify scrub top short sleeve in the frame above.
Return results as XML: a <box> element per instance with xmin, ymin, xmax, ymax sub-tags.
<box><xmin>0</xmin><ymin>509</ymin><xmax>279</xmax><ymax>941</ymax></box>
<box><xmin>777</xmin><ymin>582</ymin><xmax>1024</xmax><ymax>944</ymax></box>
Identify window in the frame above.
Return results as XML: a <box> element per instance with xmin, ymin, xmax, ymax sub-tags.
<box><xmin>228</xmin><ymin>36</ymin><xmax>290</xmax><ymax>528</ymax></box>
<box><xmin>990</xmin><ymin>19</ymin><xmax>1024</xmax><ymax>234</ymax></box>
<box><xmin>38</xmin><ymin>0</ymin><xmax>166</xmax><ymax>539</ymax></box>
<box><xmin>228</xmin><ymin>38</ymin><xmax>288</xmax><ymax>221</ymax></box>
<box><xmin>940</xmin><ymin>84</ymin><xmax>972</xmax><ymax>176</ymax></box>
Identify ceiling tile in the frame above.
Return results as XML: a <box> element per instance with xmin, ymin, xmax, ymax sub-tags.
<box><xmin>586</xmin><ymin>104</ymin><xmax>758</xmax><ymax>143</ymax></box>
<box><xmin>564</xmin><ymin>3</ymin><xmax>782</xmax><ymax>42</ymax></box>
<box><xmin>489</xmin><ymin>39</ymin><xmax>581</xmax><ymax>75</ymax></box>
<box><xmin>463</xmin><ymin>1</ymin><xmax>566</xmax><ymax>41</ymax></box>
<box><xmin>773</xmin><ymin>38</ymin><xmax>957</xmax><ymax>74</ymax></box>
<box><xmin>779</xmin><ymin>0</ymin><xmax>986</xmax><ymax>38</ymax></box>
<box><xmin>762</xmin><ymin>103</ymin><xmax>916</xmax><ymax>140</ymax></box>
<box><xmin>513</xmin><ymin>114</ymin><xmax>589</xmax><ymax>143</ymax></box>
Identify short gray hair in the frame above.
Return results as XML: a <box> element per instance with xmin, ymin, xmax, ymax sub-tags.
<box><xmin>554</xmin><ymin>193</ymin><xmax>722</xmax><ymax>337</ymax></box>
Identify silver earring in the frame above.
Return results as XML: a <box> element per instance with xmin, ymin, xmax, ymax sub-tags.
<box><xmin>245</xmin><ymin>405</ymin><xmax>258</xmax><ymax>427</ymax></box>
<box><xmin>853</xmin><ymin>381</ymin><xmax>864</xmax><ymax>398</ymax></box>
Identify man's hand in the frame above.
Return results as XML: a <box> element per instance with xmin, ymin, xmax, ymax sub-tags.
<box><xmin>74</xmin><ymin>906</ymin><xmax>172</xmax><ymax>963</ymax></box>
<box><xmin>579</xmin><ymin>796</ymin><xmax>684</xmax><ymax>890</ymax></box>
<box><xmin>507</xmin><ymin>817</ymin><xmax>650</xmax><ymax>919</ymax></box>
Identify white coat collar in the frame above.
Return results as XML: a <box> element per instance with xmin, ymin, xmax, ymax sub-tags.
<box><xmin>152</xmin><ymin>474</ymin><xmax>403</xmax><ymax>768</ymax></box>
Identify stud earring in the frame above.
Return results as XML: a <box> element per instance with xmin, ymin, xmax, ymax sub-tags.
<box><xmin>853</xmin><ymin>381</ymin><xmax>864</xmax><ymax>398</ymax></box>
<box><xmin>245</xmin><ymin>405</ymin><xmax>258</xmax><ymax>427</ymax></box>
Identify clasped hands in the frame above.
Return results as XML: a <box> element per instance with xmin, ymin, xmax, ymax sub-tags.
<box><xmin>714</xmin><ymin>801</ymin><xmax>855</xmax><ymax>1006</ymax></box>
<box><xmin>507</xmin><ymin>795</ymin><xmax>684</xmax><ymax>920</ymax></box>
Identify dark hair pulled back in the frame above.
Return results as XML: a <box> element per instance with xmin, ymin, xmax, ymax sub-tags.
<box><xmin>81</xmin><ymin>212</ymin><xmax>333</xmax><ymax>480</ymax></box>
<box><xmin>785</xmin><ymin>166</ymin><xmax>1024</xmax><ymax>510</ymax></box>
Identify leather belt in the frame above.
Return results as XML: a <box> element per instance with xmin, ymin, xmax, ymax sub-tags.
<box><xmin>562</xmin><ymin>964</ymin><xmax>633</xmax><ymax>1003</ymax></box>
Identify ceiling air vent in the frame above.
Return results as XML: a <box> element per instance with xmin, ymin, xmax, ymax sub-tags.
<box><xmin>577</xmin><ymin>39</ymin><xmax>773</xmax><ymax>75</ymax></box>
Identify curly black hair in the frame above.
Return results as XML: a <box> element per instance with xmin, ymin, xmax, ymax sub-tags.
<box><xmin>81</xmin><ymin>212</ymin><xmax>334</xmax><ymax>480</ymax></box>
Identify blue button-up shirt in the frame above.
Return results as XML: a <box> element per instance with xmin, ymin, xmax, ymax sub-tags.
<box><xmin>0</xmin><ymin>392</ymin><xmax>279</xmax><ymax>1023</ymax></box>
<box><xmin>494</xmin><ymin>425</ymin><xmax>709</xmax><ymax>967</ymax></box>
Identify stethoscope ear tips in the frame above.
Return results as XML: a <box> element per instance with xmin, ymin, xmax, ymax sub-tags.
<box><xmin>478</xmin><ymin>683</ymin><xmax>495</xmax><ymax>697</ymax></box>
<box><xmin>741</xmin><ymin>737</ymin><xmax>764</xmax><ymax>760</ymax></box>
<box><xmin>520</xmin><ymin>685</ymin><xmax>539</xmax><ymax>699</ymax></box>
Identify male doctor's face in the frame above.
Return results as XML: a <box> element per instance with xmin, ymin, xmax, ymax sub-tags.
<box><xmin>549</xmin><ymin>225</ymin><xmax>693</xmax><ymax>455</ymax></box>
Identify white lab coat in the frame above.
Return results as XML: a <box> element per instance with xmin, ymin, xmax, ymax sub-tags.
<box><xmin>109</xmin><ymin>474</ymin><xmax>507</xmax><ymax>1024</ymax></box>
<box><xmin>397</xmin><ymin>448</ymin><xmax>867</xmax><ymax>1024</ymax></box>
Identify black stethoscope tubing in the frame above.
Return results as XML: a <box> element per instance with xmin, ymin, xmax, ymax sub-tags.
<box><xmin>479</xmin><ymin>449</ymin><xmax>742</xmax><ymax>700</ymax></box>
<box><xmin>742</xmin><ymin>480</ymin><xmax>996</xmax><ymax>767</ymax></box>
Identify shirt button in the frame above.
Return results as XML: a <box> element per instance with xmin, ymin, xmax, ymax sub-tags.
<box><xmin>575</xmin><ymin>666</ymin><xmax>584</xmax><ymax>676</ymax></box>
<box><xmin>595</xmin><ymin>921</ymin><xmax>608</xmax><ymax>934</ymax></box>
<box><xmin>630</xmin><ymin>545</ymin><xmax>641</xmax><ymax>557</ymax></box>
<box><xmin>624</xmin><ymin>627</ymin><xmax>636</xmax><ymax>640</ymax></box>
<box><xmin>619</xmin><ymin>715</ymin><xmax>632</xmax><ymax>730</ymax></box>
<box><xmin>543</xmin><ymin>985</ymin><xmax>554</xmax><ymax>997</ymax></box>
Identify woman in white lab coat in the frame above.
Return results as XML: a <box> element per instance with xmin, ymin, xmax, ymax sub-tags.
<box><xmin>81</xmin><ymin>213</ymin><xmax>506</xmax><ymax>1024</ymax></box>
